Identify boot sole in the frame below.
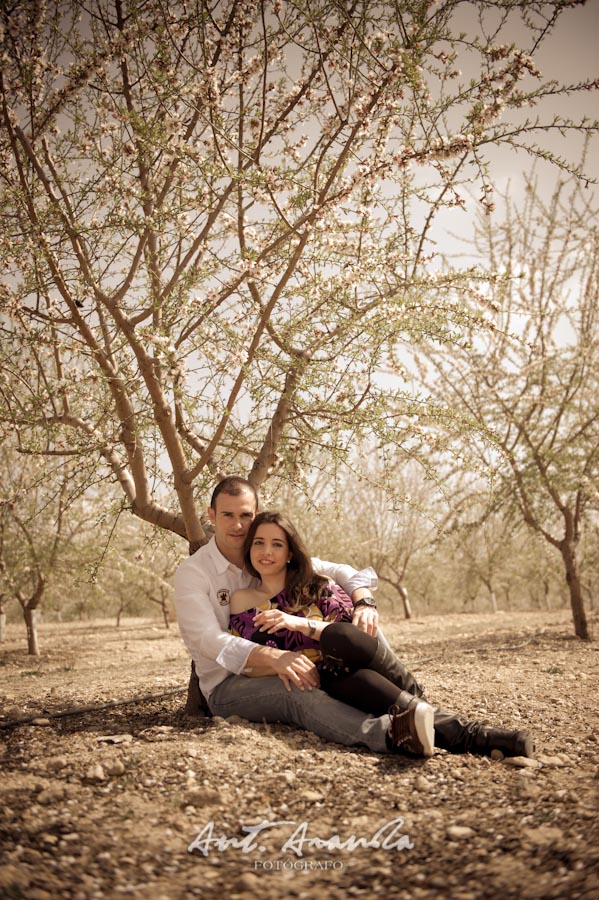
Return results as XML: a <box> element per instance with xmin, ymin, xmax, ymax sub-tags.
<box><xmin>412</xmin><ymin>701</ymin><xmax>435</xmax><ymax>757</ymax></box>
<box><xmin>515</xmin><ymin>731</ymin><xmax>535</xmax><ymax>758</ymax></box>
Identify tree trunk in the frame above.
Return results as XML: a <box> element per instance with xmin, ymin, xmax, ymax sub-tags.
<box><xmin>398</xmin><ymin>584</ymin><xmax>412</xmax><ymax>619</ymax></box>
<box><xmin>543</xmin><ymin>577</ymin><xmax>550</xmax><ymax>611</ymax></box>
<box><xmin>184</xmin><ymin>540</ymin><xmax>211</xmax><ymax>715</ymax></box>
<box><xmin>0</xmin><ymin>611</ymin><xmax>6</xmax><ymax>643</ymax></box>
<box><xmin>185</xmin><ymin>660</ymin><xmax>211</xmax><ymax>717</ymax></box>
<box><xmin>161</xmin><ymin>601</ymin><xmax>170</xmax><ymax>629</ymax></box>
<box><xmin>561</xmin><ymin>542</ymin><xmax>590</xmax><ymax>640</ymax></box>
<box><xmin>489</xmin><ymin>590</ymin><xmax>498</xmax><ymax>614</ymax></box>
<box><xmin>24</xmin><ymin>606</ymin><xmax>40</xmax><ymax>656</ymax></box>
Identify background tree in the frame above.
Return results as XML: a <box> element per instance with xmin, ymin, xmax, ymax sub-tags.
<box><xmin>439</xmin><ymin>485</ymin><xmax>534</xmax><ymax>613</ymax></box>
<box><xmin>0</xmin><ymin>438</ymin><xmax>179</xmax><ymax>650</ymax></box>
<box><xmin>89</xmin><ymin>522</ymin><xmax>181</xmax><ymax>627</ymax></box>
<box><xmin>418</xmin><ymin>174</ymin><xmax>599</xmax><ymax>639</ymax></box>
<box><xmin>1</xmin><ymin>0</ymin><xmax>597</xmax><ymax>558</ymax></box>
<box><xmin>0</xmin><ymin>444</ymin><xmax>72</xmax><ymax>654</ymax></box>
<box><xmin>579</xmin><ymin>517</ymin><xmax>599</xmax><ymax>613</ymax></box>
<box><xmin>284</xmin><ymin>453</ymin><xmax>456</xmax><ymax>618</ymax></box>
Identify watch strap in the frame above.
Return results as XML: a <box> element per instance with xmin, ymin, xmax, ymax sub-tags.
<box><xmin>354</xmin><ymin>597</ymin><xmax>377</xmax><ymax>610</ymax></box>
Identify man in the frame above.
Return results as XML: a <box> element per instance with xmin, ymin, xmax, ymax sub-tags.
<box><xmin>174</xmin><ymin>476</ymin><xmax>534</xmax><ymax>759</ymax></box>
<box><xmin>174</xmin><ymin>476</ymin><xmax>433</xmax><ymax>756</ymax></box>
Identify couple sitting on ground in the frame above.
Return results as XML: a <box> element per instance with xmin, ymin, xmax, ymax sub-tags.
<box><xmin>174</xmin><ymin>476</ymin><xmax>534</xmax><ymax>760</ymax></box>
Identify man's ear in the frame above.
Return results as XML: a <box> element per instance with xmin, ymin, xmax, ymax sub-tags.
<box><xmin>207</xmin><ymin>506</ymin><xmax>216</xmax><ymax>526</ymax></box>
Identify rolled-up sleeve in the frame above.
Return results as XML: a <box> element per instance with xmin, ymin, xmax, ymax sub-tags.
<box><xmin>174</xmin><ymin>567</ymin><xmax>256</xmax><ymax>675</ymax></box>
<box><xmin>311</xmin><ymin>558</ymin><xmax>378</xmax><ymax>596</ymax></box>
<box><xmin>215</xmin><ymin>633</ymin><xmax>256</xmax><ymax>673</ymax></box>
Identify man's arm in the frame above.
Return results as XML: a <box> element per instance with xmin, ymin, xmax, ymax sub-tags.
<box><xmin>311</xmin><ymin>559</ymin><xmax>378</xmax><ymax>596</ymax></box>
<box><xmin>174</xmin><ymin>565</ymin><xmax>319</xmax><ymax>690</ymax></box>
<box><xmin>174</xmin><ymin>567</ymin><xmax>256</xmax><ymax>676</ymax></box>
<box><xmin>243</xmin><ymin>644</ymin><xmax>320</xmax><ymax>691</ymax></box>
<box><xmin>311</xmin><ymin>558</ymin><xmax>380</xmax><ymax>637</ymax></box>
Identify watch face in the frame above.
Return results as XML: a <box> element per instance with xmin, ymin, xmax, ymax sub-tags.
<box><xmin>358</xmin><ymin>598</ymin><xmax>376</xmax><ymax>607</ymax></box>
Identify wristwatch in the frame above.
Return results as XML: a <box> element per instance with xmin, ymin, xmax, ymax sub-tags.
<box><xmin>354</xmin><ymin>596</ymin><xmax>377</xmax><ymax>610</ymax></box>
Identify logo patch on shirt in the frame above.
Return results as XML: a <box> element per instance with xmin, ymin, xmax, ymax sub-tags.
<box><xmin>217</xmin><ymin>589</ymin><xmax>230</xmax><ymax>606</ymax></box>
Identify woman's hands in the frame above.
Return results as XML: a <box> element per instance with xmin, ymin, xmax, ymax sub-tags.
<box><xmin>253</xmin><ymin>608</ymin><xmax>303</xmax><ymax>633</ymax></box>
<box><xmin>252</xmin><ymin>609</ymin><xmax>320</xmax><ymax>691</ymax></box>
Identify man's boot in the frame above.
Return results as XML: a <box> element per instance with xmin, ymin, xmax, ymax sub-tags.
<box><xmin>386</xmin><ymin>693</ymin><xmax>435</xmax><ymax>757</ymax></box>
<box><xmin>369</xmin><ymin>643</ymin><xmax>535</xmax><ymax>758</ymax></box>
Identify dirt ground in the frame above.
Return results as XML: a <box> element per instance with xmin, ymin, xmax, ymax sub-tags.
<box><xmin>1</xmin><ymin>608</ymin><xmax>598</xmax><ymax>900</ymax></box>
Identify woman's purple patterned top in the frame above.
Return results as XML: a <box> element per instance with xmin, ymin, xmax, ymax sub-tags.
<box><xmin>229</xmin><ymin>583</ymin><xmax>354</xmax><ymax>667</ymax></box>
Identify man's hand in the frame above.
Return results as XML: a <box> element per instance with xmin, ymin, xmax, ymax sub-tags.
<box><xmin>271</xmin><ymin>650</ymin><xmax>320</xmax><ymax>692</ymax></box>
<box><xmin>352</xmin><ymin>604</ymin><xmax>379</xmax><ymax>637</ymax></box>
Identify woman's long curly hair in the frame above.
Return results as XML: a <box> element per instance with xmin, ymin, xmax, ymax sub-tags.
<box><xmin>243</xmin><ymin>511</ymin><xmax>329</xmax><ymax>611</ymax></box>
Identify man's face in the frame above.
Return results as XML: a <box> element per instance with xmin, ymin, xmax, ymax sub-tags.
<box><xmin>208</xmin><ymin>488</ymin><xmax>257</xmax><ymax>562</ymax></box>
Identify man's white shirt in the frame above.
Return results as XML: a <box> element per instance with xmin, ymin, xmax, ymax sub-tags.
<box><xmin>174</xmin><ymin>536</ymin><xmax>377</xmax><ymax>699</ymax></box>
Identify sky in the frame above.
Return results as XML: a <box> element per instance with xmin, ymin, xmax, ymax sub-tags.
<box><xmin>374</xmin><ymin>0</ymin><xmax>599</xmax><ymax>402</ymax></box>
<box><xmin>487</xmin><ymin>0</ymin><xmax>598</xmax><ymax>185</ymax></box>
<box><xmin>414</xmin><ymin>0</ymin><xmax>599</xmax><ymax>269</ymax></box>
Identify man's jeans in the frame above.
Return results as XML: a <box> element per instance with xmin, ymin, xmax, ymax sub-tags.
<box><xmin>208</xmin><ymin>674</ymin><xmax>391</xmax><ymax>754</ymax></box>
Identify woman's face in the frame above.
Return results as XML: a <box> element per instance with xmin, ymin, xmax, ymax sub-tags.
<box><xmin>250</xmin><ymin>522</ymin><xmax>290</xmax><ymax>579</ymax></box>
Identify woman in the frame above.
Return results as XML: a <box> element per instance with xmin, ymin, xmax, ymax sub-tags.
<box><xmin>230</xmin><ymin>511</ymin><xmax>535</xmax><ymax>760</ymax></box>
<box><xmin>230</xmin><ymin>510</ymin><xmax>436</xmax><ymax>755</ymax></box>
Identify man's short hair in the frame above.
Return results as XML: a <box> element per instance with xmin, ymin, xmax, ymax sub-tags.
<box><xmin>210</xmin><ymin>476</ymin><xmax>259</xmax><ymax>510</ymax></box>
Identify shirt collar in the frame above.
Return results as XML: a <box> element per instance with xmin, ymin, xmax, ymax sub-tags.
<box><xmin>207</xmin><ymin>535</ymin><xmax>245</xmax><ymax>576</ymax></box>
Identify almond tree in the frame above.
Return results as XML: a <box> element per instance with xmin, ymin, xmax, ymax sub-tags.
<box><xmin>441</xmin><ymin>501</ymin><xmax>527</xmax><ymax>613</ymax></box>
<box><xmin>0</xmin><ymin>0</ymin><xmax>597</xmax><ymax>555</ymax></box>
<box><xmin>419</xmin><ymin>175</ymin><xmax>599</xmax><ymax>639</ymax></box>
<box><xmin>299</xmin><ymin>456</ymin><xmax>453</xmax><ymax>618</ymax></box>
<box><xmin>0</xmin><ymin>437</ymin><xmax>135</xmax><ymax>652</ymax></box>
<box><xmin>0</xmin><ymin>446</ymin><xmax>71</xmax><ymax>654</ymax></box>
<box><xmin>92</xmin><ymin>524</ymin><xmax>181</xmax><ymax>628</ymax></box>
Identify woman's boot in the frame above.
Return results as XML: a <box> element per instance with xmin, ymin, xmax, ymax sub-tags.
<box><xmin>402</xmin><ymin>701</ymin><xmax>535</xmax><ymax>758</ymax></box>
<box><xmin>369</xmin><ymin>643</ymin><xmax>535</xmax><ymax>758</ymax></box>
<box><xmin>368</xmin><ymin>638</ymin><xmax>427</xmax><ymax>698</ymax></box>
